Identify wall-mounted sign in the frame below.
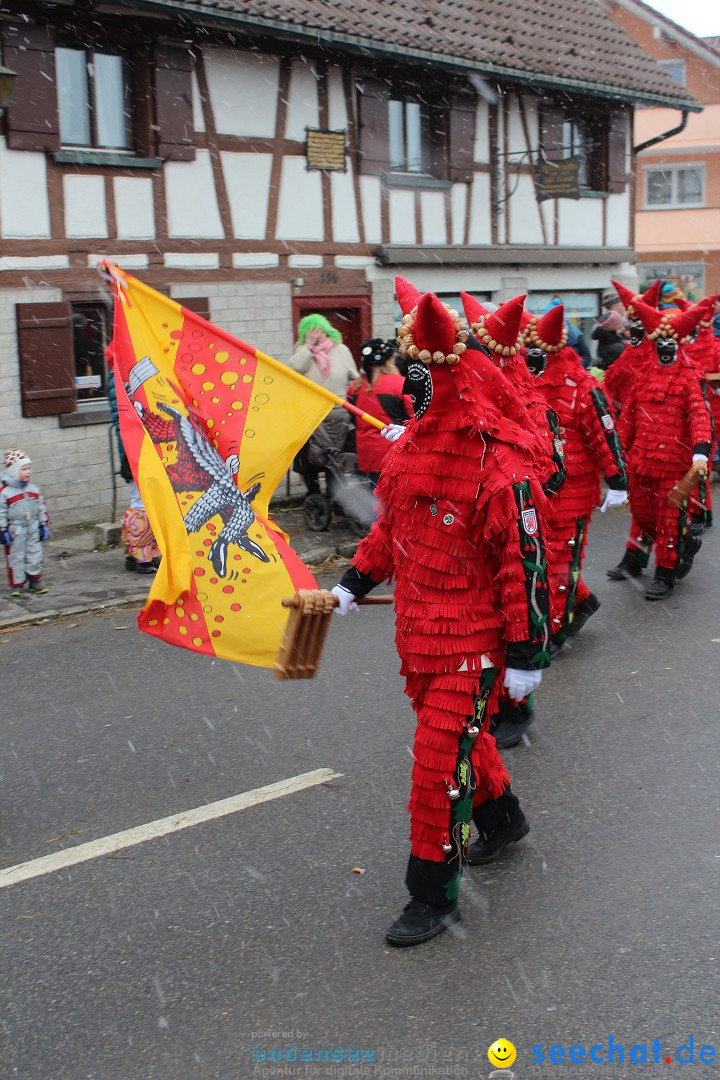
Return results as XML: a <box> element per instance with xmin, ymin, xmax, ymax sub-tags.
<box><xmin>74</xmin><ymin>375</ymin><xmax>102</xmax><ymax>390</ymax></box>
<box><xmin>534</xmin><ymin>155</ymin><xmax>582</xmax><ymax>202</ymax></box>
<box><xmin>306</xmin><ymin>128</ymin><xmax>347</xmax><ymax>172</ymax></box>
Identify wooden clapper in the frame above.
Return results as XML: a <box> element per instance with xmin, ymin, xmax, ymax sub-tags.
<box><xmin>275</xmin><ymin>590</ymin><xmax>393</xmax><ymax>679</ymax></box>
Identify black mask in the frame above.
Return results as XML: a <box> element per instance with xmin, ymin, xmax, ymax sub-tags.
<box><xmin>655</xmin><ymin>335</ymin><xmax>678</xmax><ymax>366</ymax></box>
<box><xmin>525</xmin><ymin>347</ymin><xmax>547</xmax><ymax>376</ymax></box>
<box><xmin>402</xmin><ymin>360</ymin><xmax>433</xmax><ymax>418</ymax></box>
<box><xmin>629</xmin><ymin>318</ymin><xmax>645</xmax><ymax>349</ymax></box>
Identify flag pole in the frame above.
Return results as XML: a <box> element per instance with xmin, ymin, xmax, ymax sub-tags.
<box><xmin>98</xmin><ymin>260</ymin><xmax>388</xmax><ymax>432</ymax></box>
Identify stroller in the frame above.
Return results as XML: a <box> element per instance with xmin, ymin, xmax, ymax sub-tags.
<box><xmin>294</xmin><ymin>407</ymin><xmax>375</xmax><ymax>538</ymax></box>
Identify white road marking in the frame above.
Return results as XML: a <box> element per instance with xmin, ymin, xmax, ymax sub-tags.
<box><xmin>0</xmin><ymin>768</ymin><xmax>343</xmax><ymax>891</ymax></box>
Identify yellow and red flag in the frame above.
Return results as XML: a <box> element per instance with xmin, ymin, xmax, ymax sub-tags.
<box><xmin>105</xmin><ymin>262</ymin><xmax>353</xmax><ymax>669</ymax></box>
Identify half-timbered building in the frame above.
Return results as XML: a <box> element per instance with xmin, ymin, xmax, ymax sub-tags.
<box><xmin>0</xmin><ymin>0</ymin><xmax>699</xmax><ymax>524</ymax></box>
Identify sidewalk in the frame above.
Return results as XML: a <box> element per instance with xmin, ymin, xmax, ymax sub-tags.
<box><xmin>0</xmin><ymin>499</ymin><xmax>361</xmax><ymax>632</ymax></box>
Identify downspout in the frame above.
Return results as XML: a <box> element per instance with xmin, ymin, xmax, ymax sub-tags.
<box><xmin>633</xmin><ymin>108</ymin><xmax>689</xmax><ymax>154</ymax></box>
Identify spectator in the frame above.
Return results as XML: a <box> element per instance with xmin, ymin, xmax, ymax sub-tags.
<box><xmin>0</xmin><ymin>449</ymin><xmax>50</xmax><ymax>596</ymax></box>
<box><xmin>542</xmin><ymin>297</ymin><xmax>592</xmax><ymax>367</ymax></box>
<box><xmin>591</xmin><ymin>309</ymin><xmax>628</xmax><ymax>370</ymax></box>
<box><xmin>348</xmin><ymin>339</ymin><xmax>413</xmax><ymax>489</ymax></box>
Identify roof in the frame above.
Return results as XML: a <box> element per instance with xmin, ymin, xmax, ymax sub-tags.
<box><xmin>137</xmin><ymin>0</ymin><xmax>701</xmax><ymax>110</ymax></box>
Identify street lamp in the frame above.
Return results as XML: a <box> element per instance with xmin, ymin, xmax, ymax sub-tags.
<box><xmin>0</xmin><ymin>63</ymin><xmax>17</xmax><ymax>112</ymax></box>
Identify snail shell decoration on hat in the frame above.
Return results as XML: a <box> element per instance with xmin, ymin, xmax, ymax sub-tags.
<box><xmin>396</xmin><ymin>306</ymin><xmax>469</xmax><ymax>366</ymax></box>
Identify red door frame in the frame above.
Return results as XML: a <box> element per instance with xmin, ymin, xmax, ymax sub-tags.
<box><xmin>291</xmin><ymin>294</ymin><xmax>373</xmax><ymax>368</ymax></box>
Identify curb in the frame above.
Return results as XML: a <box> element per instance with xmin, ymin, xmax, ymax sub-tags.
<box><xmin>0</xmin><ymin>593</ymin><xmax>148</xmax><ymax>633</ymax></box>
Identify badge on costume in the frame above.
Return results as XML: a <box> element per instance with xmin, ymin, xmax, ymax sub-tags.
<box><xmin>522</xmin><ymin>508</ymin><xmax>538</xmax><ymax>535</ymax></box>
<box><xmin>602</xmin><ymin>414</ymin><xmax>615</xmax><ymax>430</ymax></box>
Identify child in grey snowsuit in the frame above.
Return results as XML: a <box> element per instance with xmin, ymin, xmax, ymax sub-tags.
<box><xmin>0</xmin><ymin>449</ymin><xmax>50</xmax><ymax>595</ymax></box>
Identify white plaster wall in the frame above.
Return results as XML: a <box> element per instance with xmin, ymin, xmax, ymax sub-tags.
<box><xmin>285</xmin><ymin>61</ymin><xmax>320</xmax><ymax>141</ymax></box>
<box><xmin>558</xmin><ymin>198</ymin><xmax>603</xmax><ymax>246</ymax></box>
<box><xmin>331</xmin><ymin>164</ymin><xmax>360</xmax><ymax>243</ymax></box>
<box><xmin>474</xmin><ymin>101</ymin><xmax>490</xmax><ymax>164</ymax></box>
<box><xmin>360</xmin><ymin>176</ymin><xmax>382</xmax><ymax>244</ymax></box>
<box><xmin>114</xmin><ymin>177</ymin><xmax>155</xmax><ymax>239</ymax></box>
<box><xmin>420</xmin><ymin>191</ymin><xmax>446</xmax><ymax>245</ymax></box>
<box><xmin>451</xmin><ymin>184</ymin><xmax>467</xmax><ymax>245</ymax></box>
<box><xmin>191</xmin><ymin>69</ymin><xmax>206</xmax><ymax>132</ymax></box>
<box><xmin>165</xmin><ymin>150</ymin><xmax>224</xmax><ymax>238</ymax></box>
<box><xmin>327</xmin><ymin>68</ymin><xmax>348</xmax><ymax>131</ymax></box>
<box><xmin>606</xmin><ymin>190</ymin><xmax>631</xmax><ymax>248</ymax></box>
<box><xmin>506</xmin><ymin>97</ymin><xmax>526</xmax><ymax>155</ymax></box>
<box><xmin>389</xmin><ymin>190</ymin><xmax>416</xmax><ymax>245</ymax></box>
<box><xmin>275</xmin><ymin>158</ymin><xmax>324</xmax><ymax>240</ymax></box>
<box><xmin>468</xmin><ymin>174</ymin><xmax>492</xmax><ymax>245</ymax></box>
<box><xmin>508</xmin><ymin>176</ymin><xmax>545</xmax><ymax>245</ymax></box>
<box><xmin>204</xmin><ymin>48</ymin><xmax>279</xmax><ymax>138</ymax></box>
<box><xmin>0</xmin><ymin>141</ymin><xmax>51</xmax><ymax>238</ymax></box>
<box><xmin>221</xmin><ymin>152</ymin><xmax>273</xmax><ymax>239</ymax></box>
<box><xmin>64</xmin><ymin>175</ymin><xmax>108</xmax><ymax>238</ymax></box>
<box><xmin>540</xmin><ymin>198</ymin><xmax>555</xmax><ymax>242</ymax></box>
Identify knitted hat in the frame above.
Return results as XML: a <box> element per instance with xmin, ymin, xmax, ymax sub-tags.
<box><xmin>462</xmin><ymin>292</ymin><xmax>527</xmax><ymax>358</ymax></box>
<box><xmin>4</xmin><ymin>448</ymin><xmax>32</xmax><ymax>483</ymax></box>
<box><xmin>524</xmin><ymin>304</ymin><xmax>567</xmax><ymax>353</ymax></box>
<box><xmin>659</xmin><ymin>282</ymin><xmax>684</xmax><ymax>309</ymax></box>
<box><xmin>296</xmin><ymin>313</ymin><xmax>342</xmax><ymax>344</ymax></box>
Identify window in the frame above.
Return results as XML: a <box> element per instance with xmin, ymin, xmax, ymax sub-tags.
<box><xmin>644</xmin><ymin>165</ymin><xmax>705</xmax><ymax>208</ymax></box>
<box><xmin>389</xmin><ymin>98</ymin><xmax>429</xmax><ymax>174</ymax></box>
<box><xmin>56</xmin><ymin>46</ymin><xmax>132</xmax><ymax>150</ymax></box>
<box><xmin>540</xmin><ymin>103</ymin><xmax>628</xmax><ymax>194</ymax></box>
<box><xmin>658</xmin><ymin>59</ymin><xmax>686</xmax><ymax>86</ymax></box>
<box><xmin>72</xmin><ymin>303</ymin><xmax>109</xmax><ymax>400</ymax></box>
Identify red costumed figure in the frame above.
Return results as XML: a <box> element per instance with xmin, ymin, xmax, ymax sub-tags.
<box><xmin>604</xmin><ymin>280</ymin><xmax>661</xmax><ymax>416</ymax></box>
<box><xmin>461</xmin><ymin>290</ymin><xmax>565</xmax><ymax>749</ymax></box>
<box><xmin>331</xmin><ymin>279</ymin><xmax>551</xmax><ymax>947</ymax></box>
<box><xmin>680</xmin><ymin>294</ymin><xmax>719</xmax><ymax>534</ymax></box>
<box><xmin>525</xmin><ymin>304</ymin><xmax>628</xmax><ymax>649</ymax></box>
<box><xmin>607</xmin><ymin>299</ymin><xmax>713</xmax><ymax>599</ymax></box>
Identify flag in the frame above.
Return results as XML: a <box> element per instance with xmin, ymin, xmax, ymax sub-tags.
<box><xmin>105</xmin><ymin>263</ymin><xmax>340</xmax><ymax>669</ymax></box>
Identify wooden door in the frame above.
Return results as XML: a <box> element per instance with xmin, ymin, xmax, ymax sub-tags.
<box><xmin>292</xmin><ymin>294</ymin><xmax>372</xmax><ymax>371</ymax></box>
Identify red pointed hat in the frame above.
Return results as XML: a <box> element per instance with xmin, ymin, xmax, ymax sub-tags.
<box><xmin>611</xmin><ymin>279</ymin><xmax>638</xmax><ymax>313</ymax></box>
<box><xmin>669</xmin><ymin>301</ymin><xmax>712</xmax><ymax>341</ymax></box>
<box><xmin>395</xmin><ymin>276</ymin><xmax>422</xmax><ymax>317</ymax></box>
<box><xmin>471</xmin><ymin>294</ymin><xmax>527</xmax><ymax>358</ymax></box>
<box><xmin>696</xmin><ymin>293</ymin><xmax>719</xmax><ymax>326</ymax></box>
<box><xmin>524</xmin><ymin>303</ymin><xmax>567</xmax><ymax>352</ymax></box>
<box><xmin>641</xmin><ymin>280</ymin><xmax>661</xmax><ymax>308</ymax></box>
<box><xmin>626</xmin><ymin>296</ymin><xmax>665</xmax><ymax>338</ymax></box>
<box><xmin>397</xmin><ymin>291</ymin><xmax>469</xmax><ymax>367</ymax></box>
<box><xmin>674</xmin><ymin>297</ymin><xmax>691</xmax><ymax>312</ymax></box>
<box><xmin>460</xmin><ymin>291</ymin><xmax>491</xmax><ymax>329</ymax></box>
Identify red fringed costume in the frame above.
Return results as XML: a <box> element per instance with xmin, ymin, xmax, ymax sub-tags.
<box><xmin>604</xmin><ymin>280</ymin><xmax>661</xmax><ymax>415</ymax></box>
<box><xmin>682</xmin><ymin>294</ymin><xmax>719</xmax><ymax>528</ymax></box>
<box><xmin>524</xmin><ymin>305</ymin><xmax>627</xmax><ymax>643</ymax></box>
<box><xmin>338</xmin><ymin>282</ymin><xmax>551</xmax><ymax>911</ymax></box>
<box><xmin>609</xmin><ymin>298</ymin><xmax>712</xmax><ymax>595</ymax></box>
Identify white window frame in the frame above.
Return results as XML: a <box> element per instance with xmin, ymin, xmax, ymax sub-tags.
<box><xmin>56</xmin><ymin>45</ymin><xmax>132</xmax><ymax>151</ymax></box>
<box><xmin>643</xmin><ymin>163</ymin><xmax>705</xmax><ymax>209</ymax></box>
<box><xmin>388</xmin><ymin>96</ymin><xmax>429</xmax><ymax>175</ymax></box>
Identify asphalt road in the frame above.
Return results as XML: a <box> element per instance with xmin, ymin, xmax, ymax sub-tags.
<box><xmin>1</xmin><ymin>505</ymin><xmax>718</xmax><ymax>1080</ymax></box>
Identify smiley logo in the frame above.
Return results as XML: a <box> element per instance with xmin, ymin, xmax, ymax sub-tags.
<box><xmin>488</xmin><ymin>1039</ymin><xmax>517</xmax><ymax>1068</ymax></box>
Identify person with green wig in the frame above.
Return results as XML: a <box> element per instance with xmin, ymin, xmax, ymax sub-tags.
<box><xmin>288</xmin><ymin>313</ymin><xmax>359</xmax><ymax>496</ymax></box>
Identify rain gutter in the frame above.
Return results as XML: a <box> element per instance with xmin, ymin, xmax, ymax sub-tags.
<box><xmin>110</xmin><ymin>0</ymin><xmax>703</xmax><ymax>113</ymax></box>
<box><xmin>633</xmin><ymin>109</ymin><xmax>691</xmax><ymax>154</ymax></box>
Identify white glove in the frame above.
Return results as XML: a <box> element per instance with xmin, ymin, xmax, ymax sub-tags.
<box><xmin>600</xmin><ymin>488</ymin><xmax>628</xmax><ymax>512</ymax></box>
<box><xmin>693</xmin><ymin>454</ymin><xmax>709</xmax><ymax>464</ymax></box>
<box><xmin>503</xmin><ymin>667</ymin><xmax>542</xmax><ymax>702</ymax></box>
<box><xmin>331</xmin><ymin>585</ymin><xmax>358</xmax><ymax>616</ymax></box>
<box><xmin>381</xmin><ymin>424</ymin><xmax>405</xmax><ymax>442</ymax></box>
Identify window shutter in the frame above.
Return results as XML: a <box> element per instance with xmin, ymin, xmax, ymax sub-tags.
<box><xmin>539</xmin><ymin>105</ymin><xmax>565</xmax><ymax>162</ymax></box>
<box><xmin>17</xmin><ymin>303</ymin><xmax>75</xmax><ymax>417</ymax></box>
<box><xmin>448</xmin><ymin>96</ymin><xmax>476</xmax><ymax>183</ymax></box>
<box><xmin>153</xmin><ymin>44</ymin><xmax>196</xmax><ymax>161</ymax></box>
<box><xmin>357</xmin><ymin>76</ymin><xmax>390</xmax><ymax>175</ymax></box>
<box><xmin>607</xmin><ymin>111</ymin><xmax>628</xmax><ymax>194</ymax></box>
<box><xmin>2</xmin><ymin>23</ymin><xmax>60</xmax><ymax>152</ymax></box>
<box><xmin>179</xmin><ymin>296</ymin><xmax>211</xmax><ymax>322</ymax></box>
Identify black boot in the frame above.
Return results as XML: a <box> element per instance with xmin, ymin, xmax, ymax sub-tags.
<box><xmin>676</xmin><ymin>535</ymin><xmax>702</xmax><ymax>580</ymax></box>
<box><xmin>385</xmin><ymin>900</ymin><xmax>461</xmax><ymax>946</ymax></box>
<box><xmin>645</xmin><ymin>575</ymin><xmax>674</xmax><ymax>601</ymax></box>
<box><xmin>566</xmin><ymin>592</ymin><xmax>601</xmax><ymax>637</ymax></box>
<box><xmin>490</xmin><ymin>698</ymin><xmax>535</xmax><ymax>749</ymax></box>
<box><xmin>386</xmin><ymin>855</ymin><xmax>461</xmax><ymax>947</ymax></box>
<box><xmin>467</xmin><ymin>788</ymin><xmax>529</xmax><ymax>866</ymax></box>
<box><xmin>607</xmin><ymin>550</ymin><xmax>645</xmax><ymax>581</ymax></box>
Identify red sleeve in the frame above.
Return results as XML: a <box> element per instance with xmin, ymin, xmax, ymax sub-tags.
<box><xmin>353</xmin><ymin>510</ymin><xmax>394</xmax><ymax>585</ymax></box>
<box><xmin>688</xmin><ymin>370</ymin><xmax>713</xmax><ymax>452</ymax></box>
<box><xmin>483</xmin><ymin>478</ymin><xmax>551</xmax><ymax>669</ymax></box>
<box><xmin>579</xmin><ymin>384</ymin><xmax>627</xmax><ymax>485</ymax></box>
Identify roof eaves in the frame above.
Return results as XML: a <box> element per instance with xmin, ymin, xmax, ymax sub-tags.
<box><xmin>118</xmin><ymin>0</ymin><xmax>702</xmax><ymax>113</ymax></box>
<box><xmin>610</xmin><ymin>0</ymin><xmax>720</xmax><ymax>69</ymax></box>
